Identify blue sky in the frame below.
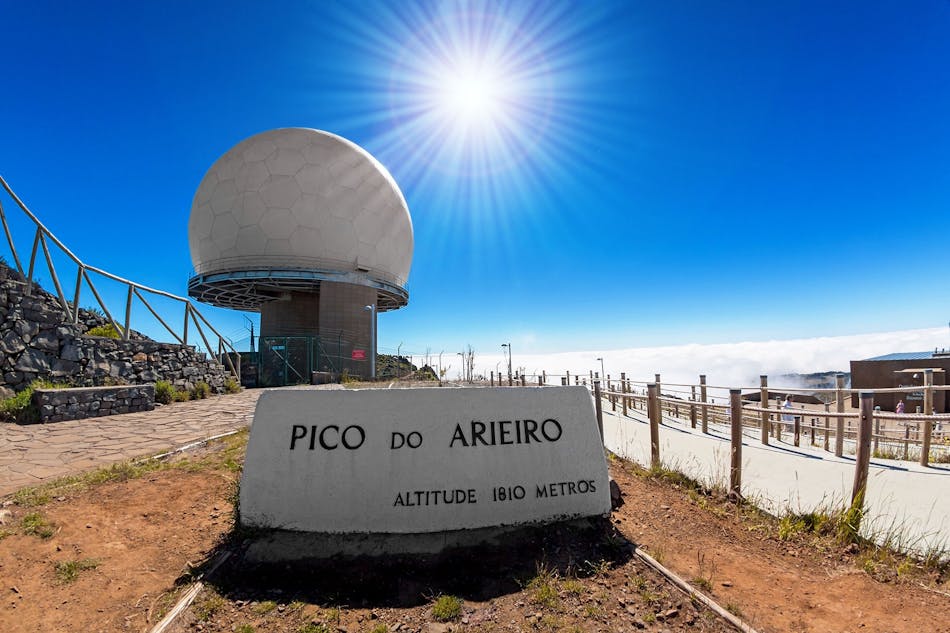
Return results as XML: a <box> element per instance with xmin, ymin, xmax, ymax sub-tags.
<box><xmin>1</xmin><ymin>1</ymin><xmax>949</xmax><ymax>373</ymax></box>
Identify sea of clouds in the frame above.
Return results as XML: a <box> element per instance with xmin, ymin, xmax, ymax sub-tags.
<box><xmin>474</xmin><ymin>327</ymin><xmax>950</xmax><ymax>391</ymax></box>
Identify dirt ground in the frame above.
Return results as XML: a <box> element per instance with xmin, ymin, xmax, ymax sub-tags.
<box><xmin>0</xmin><ymin>435</ymin><xmax>947</xmax><ymax>633</ymax></box>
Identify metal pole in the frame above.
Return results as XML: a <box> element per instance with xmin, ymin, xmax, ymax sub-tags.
<box><xmin>370</xmin><ymin>307</ymin><xmax>376</xmax><ymax>380</ymax></box>
<box><xmin>123</xmin><ymin>285</ymin><xmax>134</xmax><ymax>340</ymax></box>
<box><xmin>835</xmin><ymin>373</ymin><xmax>846</xmax><ymax>457</ymax></box>
<box><xmin>921</xmin><ymin>369</ymin><xmax>934</xmax><ymax>466</ymax></box>
<box><xmin>760</xmin><ymin>375</ymin><xmax>769</xmax><ymax>445</ymax></box>
<box><xmin>593</xmin><ymin>380</ymin><xmax>604</xmax><ymax>442</ymax></box>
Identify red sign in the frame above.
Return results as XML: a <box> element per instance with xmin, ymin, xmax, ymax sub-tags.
<box><xmin>351</xmin><ymin>349</ymin><xmax>366</xmax><ymax>360</ymax></box>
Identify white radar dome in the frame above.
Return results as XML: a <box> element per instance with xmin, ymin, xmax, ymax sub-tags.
<box><xmin>187</xmin><ymin>128</ymin><xmax>413</xmax><ymax>310</ymax></box>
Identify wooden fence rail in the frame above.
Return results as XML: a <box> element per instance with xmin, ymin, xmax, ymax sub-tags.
<box><xmin>0</xmin><ymin>176</ymin><xmax>239</xmax><ymax>378</ymax></box>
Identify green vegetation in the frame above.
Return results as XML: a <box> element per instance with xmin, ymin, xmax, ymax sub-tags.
<box><xmin>368</xmin><ymin>625</ymin><xmax>389</xmax><ymax>633</ymax></box>
<box><xmin>193</xmin><ymin>592</ymin><xmax>226</xmax><ymax>621</ymax></box>
<box><xmin>236</xmin><ymin>626</ymin><xmax>255</xmax><ymax>633</ymax></box>
<box><xmin>298</xmin><ymin>624</ymin><xmax>332</xmax><ymax>633</ymax></box>
<box><xmin>252</xmin><ymin>600</ymin><xmax>278</xmax><ymax>615</ymax></box>
<box><xmin>778</xmin><ymin>511</ymin><xmax>832</xmax><ymax>541</ymax></box>
<box><xmin>224</xmin><ymin>377</ymin><xmax>241</xmax><ymax>394</ymax></box>
<box><xmin>54</xmin><ymin>558</ymin><xmax>99</xmax><ymax>583</ymax></box>
<box><xmin>837</xmin><ymin>492</ymin><xmax>865</xmax><ymax>545</ymax></box>
<box><xmin>172</xmin><ymin>389</ymin><xmax>191</xmax><ymax>402</ymax></box>
<box><xmin>154</xmin><ymin>380</ymin><xmax>175</xmax><ymax>404</ymax></box>
<box><xmin>86</xmin><ymin>324</ymin><xmax>120</xmax><ymax>338</ymax></box>
<box><xmin>0</xmin><ymin>379</ymin><xmax>68</xmax><ymax>423</ymax></box>
<box><xmin>191</xmin><ymin>381</ymin><xmax>211</xmax><ymax>399</ymax></box>
<box><xmin>0</xmin><ymin>385</ymin><xmax>37</xmax><ymax>423</ymax></box>
<box><xmin>562</xmin><ymin>578</ymin><xmax>584</xmax><ymax>595</ymax></box>
<box><xmin>21</xmin><ymin>512</ymin><xmax>55</xmax><ymax>538</ymax></box>
<box><xmin>431</xmin><ymin>594</ymin><xmax>463</xmax><ymax>621</ymax></box>
<box><xmin>526</xmin><ymin>565</ymin><xmax>560</xmax><ymax>608</ymax></box>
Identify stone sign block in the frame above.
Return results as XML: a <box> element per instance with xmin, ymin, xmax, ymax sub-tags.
<box><xmin>240</xmin><ymin>386</ymin><xmax>610</xmax><ymax>534</ymax></box>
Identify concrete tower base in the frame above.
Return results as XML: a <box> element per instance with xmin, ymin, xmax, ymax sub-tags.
<box><xmin>257</xmin><ymin>281</ymin><xmax>376</xmax><ymax>382</ymax></box>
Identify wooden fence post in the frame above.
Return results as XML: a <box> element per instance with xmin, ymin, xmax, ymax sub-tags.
<box><xmin>873</xmin><ymin>408</ymin><xmax>880</xmax><ymax>453</ymax></box>
<box><xmin>760</xmin><ymin>375</ymin><xmax>769</xmax><ymax>445</ymax></box>
<box><xmin>609</xmin><ymin>376</ymin><xmax>616</xmax><ymax>411</ymax></box>
<box><xmin>835</xmin><ymin>373</ymin><xmax>846</xmax><ymax>457</ymax></box>
<box><xmin>621</xmin><ymin>372</ymin><xmax>628</xmax><ymax>416</ymax></box>
<box><xmin>824</xmin><ymin>403</ymin><xmax>830</xmax><ymax>451</ymax></box>
<box><xmin>538</xmin><ymin>375</ymin><xmax>543</xmax><ymax>386</ymax></box>
<box><xmin>690</xmin><ymin>385</ymin><xmax>697</xmax><ymax>428</ymax></box>
<box><xmin>647</xmin><ymin>383</ymin><xmax>660</xmax><ymax>469</ymax></box>
<box><xmin>655</xmin><ymin>373</ymin><xmax>662</xmax><ymax>417</ymax></box>
<box><xmin>774</xmin><ymin>396</ymin><xmax>783</xmax><ymax>443</ymax></box>
<box><xmin>921</xmin><ymin>368</ymin><xmax>933</xmax><ymax>466</ymax></box>
<box><xmin>490</xmin><ymin>371</ymin><xmax>494</xmax><ymax>387</ymax></box>
<box><xmin>700</xmin><ymin>374</ymin><xmax>708</xmax><ymax>434</ymax></box>
<box><xmin>853</xmin><ymin>391</ymin><xmax>874</xmax><ymax>507</ymax></box>
<box><xmin>794</xmin><ymin>406</ymin><xmax>802</xmax><ymax>447</ymax></box>
<box><xmin>594</xmin><ymin>380</ymin><xmax>604</xmax><ymax>442</ymax></box>
<box><xmin>730</xmin><ymin>389</ymin><xmax>742</xmax><ymax>499</ymax></box>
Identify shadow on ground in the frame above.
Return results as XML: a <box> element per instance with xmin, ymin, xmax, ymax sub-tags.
<box><xmin>200</xmin><ymin>518</ymin><xmax>634</xmax><ymax>608</ymax></box>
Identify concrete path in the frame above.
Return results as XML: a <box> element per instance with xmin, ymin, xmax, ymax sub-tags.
<box><xmin>0</xmin><ymin>389</ymin><xmax>263</xmax><ymax>497</ymax></box>
<box><xmin>603</xmin><ymin>407</ymin><xmax>950</xmax><ymax>556</ymax></box>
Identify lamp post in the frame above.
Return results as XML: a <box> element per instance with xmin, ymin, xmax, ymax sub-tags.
<box><xmin>397</xmin><ymin>342</ymin><xmax>403</xmax><ymax>381</ymax></box>
<box><xmin>502</xmin><ymin>343</ymin><xmax>512</xmax><ymax>386</ymax></box>
<box><xmin>596</xmin><ymin>357</ymin><xmax>605</xmax><ymax>382</ymax></box>
<box><xmin>362</xmin><ymin>304</ymin><xmax>376</xmax><ymax>380</ymax></box>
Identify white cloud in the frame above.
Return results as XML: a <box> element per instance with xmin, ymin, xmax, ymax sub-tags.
<box><xmin>475</xmin><ymin>327</ymin><xmax>950</xmax><ymax>391</ymax></box>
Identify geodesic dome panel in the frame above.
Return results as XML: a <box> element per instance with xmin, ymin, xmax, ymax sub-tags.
<box><xmin>187</xmin><ymin>128</ymin><xmax>413</xmax><ymax>302</ymax></box>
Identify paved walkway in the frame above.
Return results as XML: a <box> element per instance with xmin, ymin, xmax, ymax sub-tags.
<box><xmin>602</xmin><ymin>407</ymin><xmax>950</xmax><ymax>556</ymax></box>
<box><xmin>0</xmin><ymin>389</ymin><xmax>263</xmax><ymax>496</ymax></box>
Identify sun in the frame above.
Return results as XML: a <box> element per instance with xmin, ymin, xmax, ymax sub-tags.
<box><xmin>436</xmin><ymin>61</ymin><xmax>507</xmax><ymax>129</ymax></box>
<box><xmin>383</xmin><ymin>5</ymin><xmax>554</xmax><ymax>179</ymax></box>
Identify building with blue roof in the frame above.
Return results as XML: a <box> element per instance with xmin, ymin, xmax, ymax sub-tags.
<box><xmin>850</xmin><ymin>349</ymin><xmax>950</xmax><ymax>412</ymax></box>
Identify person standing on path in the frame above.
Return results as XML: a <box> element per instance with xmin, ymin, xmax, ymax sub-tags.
<box><xmin>896</xmin><ymin>400</ymin><xmax>905</xmax><ymax>414</ymax></box>
<box><xmin>782</xmin><ymin>395</ymin><xmax>794</xmax><ymax>428</ymax></box>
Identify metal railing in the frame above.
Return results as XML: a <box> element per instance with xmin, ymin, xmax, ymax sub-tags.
<box><xmin>0</xmin><ymin>175</ymin><xmax>239</xmax><ymax>378</ymax></box>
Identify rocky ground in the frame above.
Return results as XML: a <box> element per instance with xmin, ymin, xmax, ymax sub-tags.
<box><xmin>0</xmin><ymin>431</ymin><xmax>947</xmax><ymax>633</ymax></box>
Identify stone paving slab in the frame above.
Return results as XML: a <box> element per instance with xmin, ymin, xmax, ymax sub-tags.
<box><xmin>0</xmin><ymin>389</ymin><xmax>264</xmax><ymax>496</ymax></box>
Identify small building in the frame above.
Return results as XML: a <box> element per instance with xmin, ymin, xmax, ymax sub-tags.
<box><xmin>741</xmin><ymin>391</ymin><xmax>825</xmax><ymax>405</ymax></box>
<box><xmin>849</xmin><ymin>351</ymin><xmax>949</xmax><ymax>412</ymax></box>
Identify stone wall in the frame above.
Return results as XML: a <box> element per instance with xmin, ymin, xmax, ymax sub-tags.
<box><xmin>32</xmin><ymin>384</ymin><xmax>155</xmax><ymax>423</ymax></box>
<box><xmin>0</xmin><ymin>263</ymin><xmax>231</xmax><ymax>399</ymax></box>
